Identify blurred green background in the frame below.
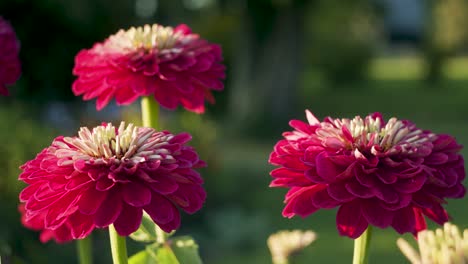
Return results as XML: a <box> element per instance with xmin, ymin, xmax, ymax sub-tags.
<box><xmin>1</xmin><ymin>0</ymin><xmax>468</xmax><ymax>263</ymax></box>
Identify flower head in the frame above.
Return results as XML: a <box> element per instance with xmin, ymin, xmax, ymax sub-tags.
<box><xmin>72</xmin><ymin>24</ymin><xmax>225</xmax><ymax>113</ymax></box>
<box><xmin>0</xmin><ymin>16</ymin><xmax>21</xmax><ymax>96</ymax></box>
<box><xmin>19</xmin><ymin>122</ymin><xmax>206</xmax><ymax>243</ymax></box>
<box><xmin>269</xmin><ymin>111</ymin><xmax>465</xmax><ymax>238</ymax></box>
<box><xmin>397</xmin><ymin>222</ymin><xmax>468</xmax><ymax>264</ymax></box>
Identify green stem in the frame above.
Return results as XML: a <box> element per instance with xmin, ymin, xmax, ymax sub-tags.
<box><xmin>155</xmin><ymin>224</ymin><xmax>168</xmax><ymax>244</ymax></box>
<box><xmin>77</xmin><ymin>236</ymin><xmax>92</xmax><ymax>264</ymax></box>
<box><xmin>140</xmin><ymin>95</ymin><xmax>168</xmax><ymax>245</ymax></box>
<box><xmin>141</xmin><ymin>96</ymin><xmax>160</xmax><ymax>129</ymax></box>
<box><xmin>109</xmin><ymin>224</ymin><xmax>128</xmax><ymax>264</ymax></box>
<box><xmin>353</xmin><ymin>226</ymin><xmax>373</xmax><ymax>264</ymax></box>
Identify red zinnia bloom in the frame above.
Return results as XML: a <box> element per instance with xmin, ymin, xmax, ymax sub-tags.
<box><xmin>72</xmin><ymin>24</ymin><xmax>225</xmax><ymax>113</ymax></box>
<box><xmin>19</xmin><ymin>122</ymin><xmax>206</xmax><ymax>243</ymax></box>
<box><xmin>0</xmin><ymin>16</ymin><xmax>21</xmax><ymax>96</ymax></box>
<box><xmin>269</xmin><ymin>111</ymin><xmax>465</xmax><ymax>238</ymax></box>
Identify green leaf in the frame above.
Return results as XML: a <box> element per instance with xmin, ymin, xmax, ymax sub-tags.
<box><xmin>128</xmin><ymin>250</ymin><xmax>153</xmax><ymax>264</ymax></box>
<box><xmin>147</xmin><ymin>243</ymin><xmax>180</xmax><ymax>264</ymax></box>
<box><xmin>170</xmin><ymin>236</ymin><xmax>203</xmax><ymax>264</ymax></box>
<box><xmin>129</xmin><ymin>213</ymin><xmax>157</xmax><ymax>243</ymax></box>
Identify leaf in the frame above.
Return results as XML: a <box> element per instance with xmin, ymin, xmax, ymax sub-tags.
<box><xmin>146</xmin><ymin>243</ymin><xmax>180</xmax><ymax>264</ymax></box>
<box><xmin>128</xmin><ymin>250</ymin><xmax>153</xmax><ymax>264</ymax></box>
<box><xmin>129</xmin><ymin>212</ymin><xmax>157</xmax><ymax>243</ymax></box>
<box><xmin>170</xmin><ymin>236</ymin><xmax>203</xmax><ymax>264</ymax></box>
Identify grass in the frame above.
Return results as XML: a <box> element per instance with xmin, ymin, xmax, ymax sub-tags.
<box><xmin>368</xmin><ymin>56</ymin><xmax>468</xmax><ymax>80</ymax></box>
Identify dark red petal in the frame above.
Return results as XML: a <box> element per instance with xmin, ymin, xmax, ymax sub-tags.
<box><xmin>65</xmin><ymin>176</ymin><xmax>92</xmax><ymax>190</ymax></box>
<box><xmin>336</xmin><ymin>201</ymin><xmax>368</xmax><ymax>239</ymax></box>
<box><xmin>327</xmin><ymin>182</ymin><xmax>356</xmax><ymax>202</ymax></box>
<box><xmin>96</xmin><ymin>177</ymin><xmax>115</xmax><ymax>191</ymax></box>
<box><xmin>345</xmin><ymin>180</ymin><xmax>374</xmax><ymax>198</ymax></box>
<box><xmin>311</xmin><ymin>187</ymin><xmax>341</xmax><ymax>209</ymax></box>
<box><xmin>421</xmin><ymin>204</ymin><xmax>449</xmax><ymax>225</ymax></box>
<box><xmin>271</xmin><ymin>167</ymin><xmax>305</xmax><ymax>179</ymax></box>
<box><xmin>393</xmin><ymin>174</ymin><xmax>426</xmax><ymax>193</ymax></box>
<box><xmin>68</xmin><ymin>212</ymin><xmax>95</xmax><ymax>239</ymax></box>
<box><xmin>282</xmin><ymin>186</ymin><xmax>320</xmax><ymax>218</ymax></box>
<box><xmin>52</xmin><ymin>225</ymin><xmax>73</xmax><ymax>243</ymax></box>
<box><xmin>413</xmin><ymin>208</ymin><xmax>427</xmax><ymax>235</ymax></box>
<box><xmin>376</xmin><ymin>171</ymin><xmax>398</xmax><ymax>184</ymax></box>
<box><xmin>147</xmin><ymin>176</ymin><xmax>179</xmax><ymax>194</ymax></box>
<box><xmin>361</xmin><ymin>199</ymin><xmax>394</xmax><ymax>228</ymax></box>
<box><xmin>39</xmin><ymin>229</ymin><xmax>56</xmax><ymax>243</ymax></box>
<box><xmin>78</xmin><ymin>187</ymin><xmax>107</xmax><ymax>215</ymax></box>
<box><xmin>113</xmin><ymin>204</ymin><xmax>143</xmax><ymax>236</ymax></box>
<box><xmin>379</xmin><ymin>193</ymin><xmax>412</xmax><ymax>211</ymax></box>
<box><xmin>144</xmin><ymin>193</ymin><xmax>178</xmax><ymax>225</ymax></box>
<box><xmin>44</xmin><ymin>192</ymin><xmax>81</xmax><ymax>228</ymax></box>
<box><xmin>304</xmin><ymin>168</ymin><xmax>328</xmax><ymax>184</ymax></box>
<box><xmin>316</xmin><ymin>152</ymin><xmax>342</xmax><ymax>181</ymax></box>
<box><xmin>122</xmin><ymin>181</ymin><xmax>152</xmax><ymax>207</ymax></box>
<box><xmin>169</xmin><ymin>184</ymin><xmax>206</xmax><ymax>214</ymax></box>
<box><xmin>94</xmin><ymin>191</ymin><xmax>123</xmax><ymax>228</ymax></box>
<box><xmin>391</xmin><ymin>207</ymin><xmax>416</xmax><ymax>234</ymax></box>
<box><xmin>289</xmin><ymin>120</ymin><xmax>313</xmax><ymax>134</ymax></box>
<box><xmin>19</xmin><ymin>182</ymin><xmax>43</xmax><ymax>202</ymax></box>
<box><xmin>372</xmin><ymin>183</ymin><xmax>399</xmax><ymax>204</ymax></box>
<box><xmin>425</xmin><ymin>152</ymin><xmax>449</xmax><ymax>165</ymax></box>
<box><xmin>154</xmin><ymin>206</ymin><xmax>181</xmax><ymax>233</ymax></box>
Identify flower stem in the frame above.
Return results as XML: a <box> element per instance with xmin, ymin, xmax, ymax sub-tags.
<box><xmin>353</xmin><ymin>226</ymin><xmax>373</xmax><ymax>264</ymax></box>
<box><xmin>109</xmin><ymin>224</ymin><xmax>128</xmax><ymax>264</ymax></box>
<box><xmin>77</xmin><ymin>236</ymin><xmax>92</xmax><ymax>264</ymax></box>
<box><xmin>141</xmin><ymin>96</ymin><xmax>160</xmax><ymax>129</ymax></box>
<box><xmin>140</xmin><ymin>96</ymin><xmax>168</xmax><ymax>245</ymax></box>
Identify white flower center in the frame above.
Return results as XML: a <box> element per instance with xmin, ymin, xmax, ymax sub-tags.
<box><xmin>56</xmin><ymin>122</ymin><xmax>176</xmax><ymax>166</ymax></box>
<box><xmin>109</xmin><ymin>24</ymin><xmax>188</xmax><ymax>51</ymax></box>
<box><xmin>317</xmin><ymin>115</ymin><xmax>435</xmax><ymax>153</ymax></box>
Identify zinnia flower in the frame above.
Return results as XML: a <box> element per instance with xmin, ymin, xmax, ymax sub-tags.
<box><xmin>72</xmin><ymin>24</ymin><xmax>225</xmax><ymax>113</ymax></box>
<box><xmin>269</xmin><ymin>111</ymin><xmax>465</xmax><ymax>238</ymax></box>
<box><xmin>397</xmin><ymin>222</ymin><xmax>468</xmax><ymax>264</ymax></box>
<box><xmin>0</xmin><ymin>16</ymin><xmax>21</xmax><ymax>96</ymax></box>
<box><xmin>19</xmin><ymin>122</ymin><xmax>206</xmax><ymax>243</ymax></box>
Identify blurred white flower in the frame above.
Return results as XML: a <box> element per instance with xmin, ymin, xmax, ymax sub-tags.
<box><xmin>267</xmin><ymin>229</ymin><xmax>317</xmax><ymax>264</ymax></box>
<box><xmin>397</xmin><ymin>222</ymin><xmax>468</xmax><ymax>264</ymax></box>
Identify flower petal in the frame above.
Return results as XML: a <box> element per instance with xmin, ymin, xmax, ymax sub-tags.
<box><xmin>94</xmin><ymin>191</ymin><xmax>123</xmax><ymax>227</ymax></box>
<box><xmin>144</xmin><ymin>193</ymin><xmax>178</xmax><ymax>227</ymax></box>
<box><xmin>336</xmin><ymin>201</ymin><xmax>368</xmax><ymax>239</ymax></box>
<box><xmin>122</xmin><ymin>181</ymin><xmax>152</xmax><ymax>207</ymax></box>
<box><xmin>361</xmin><ymin>199</ymin><xmax>394</xmax><ymax>228</ymax></box>
<box><xmin>113</xmin><ymin>204</ymin><xmax>143</xmax><ymax>236</ymax></box>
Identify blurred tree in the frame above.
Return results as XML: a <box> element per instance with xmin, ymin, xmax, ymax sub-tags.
<box><xmin>305</xmin><ymin>0</ymin><xmax>379</xmax><ymax>84</ymax></box>
<box><xmin>0</xmin><ymin>0</ymin><xmax>136</xmax><ymax>102</ymax></box>
<box><xmin>227</xmin><ymin>0</ymin><xmax>312</xmax><ymax>134</ymax></box>
<box><xmin>424</xmin><ymin>0</ymin><xmax>468</xmax><ymax>82</ymax></box>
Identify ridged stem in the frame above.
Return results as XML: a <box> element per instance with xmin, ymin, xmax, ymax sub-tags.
<box><xmin>77</xmin><ymin>236</ymin><xmax>92</xmax><ymax>264</ymax></box>
<box><xmin>109</xmin><ymin>224</ymin><xmax>128</xmax><ymax>264</ymax></box>
<box><xmin>353</xmin><ymin>226</ymin><xmax>373</xmax><ymax>264</ymax></box>
<box><xmin>141</xmin><ymin>96</ymin><xmax>160</xmax><ymax>129</ymax></box>
<box><xmin>140</xmin><ymin>96</ymin><xmax>168</xmax><ymax>244</ymax></box>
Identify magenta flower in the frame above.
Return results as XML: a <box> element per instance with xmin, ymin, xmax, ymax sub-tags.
<box><xmin>0</xmin><ymin>16</ymin><xmax>21</xmax><ymax>96</ymax></box>
<box><xmin>72</xmin><ymin>24</ymin><xmax>225</xmax><ymax>113</ymax></box>
<box><xmin>19</xmin><ymin>122</ymin><xmax>206</xmax><ymax>243</ymax></box>
<box><xmin>269</xmin><ymin>111</ymin><xmax>465</xmax><ymax>238</ymax></box>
